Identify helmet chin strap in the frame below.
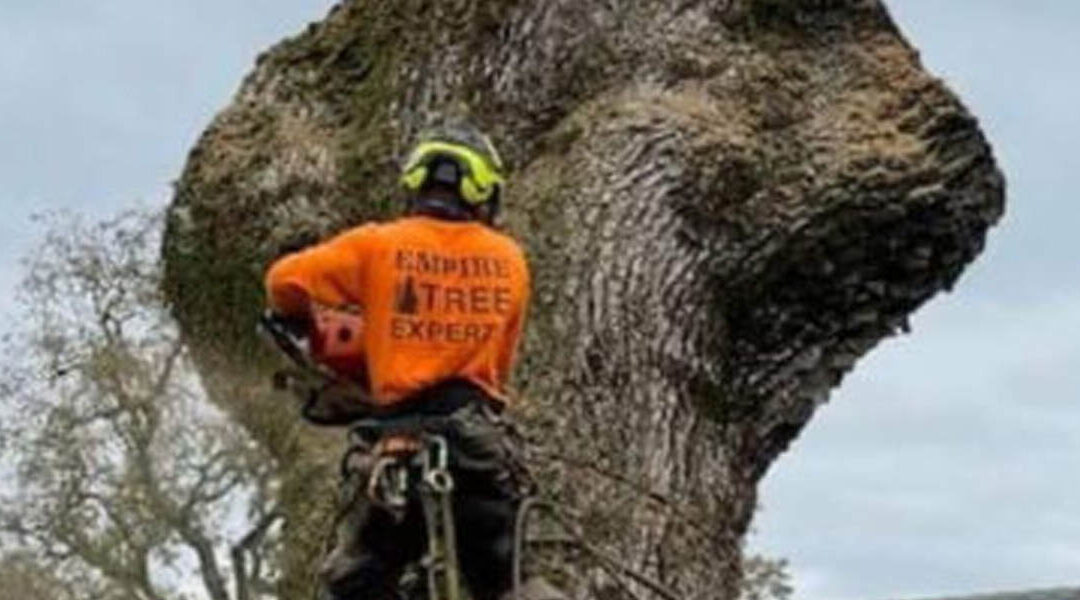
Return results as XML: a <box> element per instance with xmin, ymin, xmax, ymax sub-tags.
<box><xmin>408</xmin><ymin>193</ymin><xmax>477</xmax><ymax>222</ymax></box>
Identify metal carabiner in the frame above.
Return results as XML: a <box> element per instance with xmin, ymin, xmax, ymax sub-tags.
<box><xmin>422</xmin><ymin>435</ymin><xmax>454</xmax><ymax>494</ymax></box>
<box><xmin>368</xmin><ymin>456</ymin><xmax>408</xmax><ymax>510</ymax></box>
<box><xmin>425</xmin><ymin>467</ymin><xmax>455</xmax><ymax>495</ymax></box>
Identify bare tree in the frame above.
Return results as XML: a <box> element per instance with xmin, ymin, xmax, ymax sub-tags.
<box><xmin>0</xmin><ymin>212</ymin><xmax>282</xmax><ymax>600</ymax></box>
<box><xmin>739</xmin><ymin>555</ymin><xmax>793</xmax><ymax>600</ymax></box>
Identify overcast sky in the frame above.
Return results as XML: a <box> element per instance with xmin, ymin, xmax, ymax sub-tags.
<box><xmin>1</xmin><ymin>2</ymin><xmax>1077</xmax><ymax>600</ymax></box>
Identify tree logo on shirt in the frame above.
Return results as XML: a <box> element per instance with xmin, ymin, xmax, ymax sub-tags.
<box><xmin>394</xmin><ymin>276</ymin><xmax>420</xmax><ymax>315</ymax></box>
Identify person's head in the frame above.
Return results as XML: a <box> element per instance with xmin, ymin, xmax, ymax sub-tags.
<box><xmin>399</xmin><ymin>121</ymin><xmax>505</xmax><ymax>224</ymax></box>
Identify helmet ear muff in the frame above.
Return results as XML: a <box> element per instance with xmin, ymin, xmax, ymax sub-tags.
<box><xmin>401</xmin><ymin>164</ymin><xmax>429</xmax><ymax>193</ymax></box>
<box><xmin>484</xmin><ymin>185</ymin><xmax>502</xmax><ymax>225</ymax></box>
<box><xmin>460</xmin><ymin>175</ymin><xmax>494</xmax><ymax>205</ymax></box>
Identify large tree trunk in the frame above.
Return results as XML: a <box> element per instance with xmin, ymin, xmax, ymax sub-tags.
<box><xmin>162</xmin><ymin>1</ymin><xmax>1004</xmax><ymax>598</ymax></box>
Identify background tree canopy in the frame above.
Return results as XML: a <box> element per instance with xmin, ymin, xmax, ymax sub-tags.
<box><xmin>0</xmin><ymin>213</ymin><xmax>280</xmax><ymax>600</ymax></box>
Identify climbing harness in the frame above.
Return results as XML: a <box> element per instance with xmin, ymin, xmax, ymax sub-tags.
<box><xmin>347</xmin><ymin>417</ymin><xmax>464</xmax><ymax>600</ymax></box>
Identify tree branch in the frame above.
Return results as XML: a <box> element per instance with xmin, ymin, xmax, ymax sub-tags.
<box><xmin>232</xmin><ymin>511</ymin><xmax>284</xmax><ymax>600</ymax></box>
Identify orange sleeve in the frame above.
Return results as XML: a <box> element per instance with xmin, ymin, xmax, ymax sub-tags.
<box><xmin>264</xmin><ymin>226</ymin><xmax>377</xmax><ymax>316</ymax></box>
<box><xmin>497</xmin><ymin>247</ymin><xmax>531</xmax><ymax>384</ymax></box>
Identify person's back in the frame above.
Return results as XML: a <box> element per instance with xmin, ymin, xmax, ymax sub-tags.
<box><xmin>266</xmin><ymin>214</ymin><xmax>529</xmax><ymax>409</ymax></box>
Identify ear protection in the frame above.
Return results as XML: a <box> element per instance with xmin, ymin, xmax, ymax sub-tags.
<box><xmin>400</xmin><ymin>141</ymin><xmax>505</xmax><ymax>205</ymax></box>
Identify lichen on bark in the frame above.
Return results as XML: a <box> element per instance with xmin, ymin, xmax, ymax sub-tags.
<box><xmin>162</xmin><ymin>1</ymin><xmax>1004</xmax><ymax>598</ymax></box>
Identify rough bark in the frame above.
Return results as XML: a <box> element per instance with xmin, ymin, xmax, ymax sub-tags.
<box><xmin>162</xmin><ymin>1</ymin><xmax>1004</xmax><ymax>598</ymax></box>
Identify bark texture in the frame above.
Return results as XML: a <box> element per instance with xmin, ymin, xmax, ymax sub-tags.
<box><xmin>162</xmin><ymin>1</ymin><xmax>1005</xmax><ymax>598</ymax></box>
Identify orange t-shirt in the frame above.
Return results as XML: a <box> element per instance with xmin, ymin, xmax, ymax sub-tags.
<box><xmin>264</xmin><ymin>216</ymin><xmax>530</xmax><ymax>407</ymax></box>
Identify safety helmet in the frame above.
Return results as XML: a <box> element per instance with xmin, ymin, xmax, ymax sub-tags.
<box><xmin>400</xmin><ymin>123</ymin><xmax>505</xmax><ymax>205</ymax></box>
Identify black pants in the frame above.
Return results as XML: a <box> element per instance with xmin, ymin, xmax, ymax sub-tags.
<box><xmin>320</xmin><ymin>381</ymin><xmax>525</xmax><ymax>600</ymax></box>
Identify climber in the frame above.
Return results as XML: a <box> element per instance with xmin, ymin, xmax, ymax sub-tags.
<box><xmin>263</xmin><ymin>122</ymin><xmax>556</xmax><ymax>600</ymax></box>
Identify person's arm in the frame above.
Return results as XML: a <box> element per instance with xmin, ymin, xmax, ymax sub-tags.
<box><xmin>264</xmin><ymin>225</ymin><xmax>376</xmax><ymax>316</ymax></box>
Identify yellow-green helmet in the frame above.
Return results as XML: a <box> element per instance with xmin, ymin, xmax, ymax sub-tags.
<box><xmin>400</xmin><ymin>123</ymin><xmax>505</xmax><ymax>205</ymax></box>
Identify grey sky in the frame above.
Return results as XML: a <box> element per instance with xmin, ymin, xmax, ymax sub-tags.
<box><xmin>0</xmin><ymin>2</ymin><xmax>1077</xmax><ymax>600</ymax></box>
<box><xmin>0</xmin><ymin>0</ymin><xmax>337</xmax><ymax>317</ymax></box>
